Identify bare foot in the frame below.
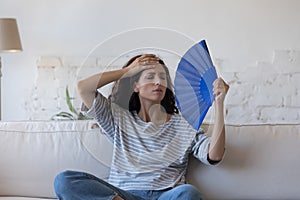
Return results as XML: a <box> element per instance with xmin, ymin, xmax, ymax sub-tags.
<box><xmin>113</xmin><ymin>196</ymin><xmax>124</xmax><ymax>200</ymax></box>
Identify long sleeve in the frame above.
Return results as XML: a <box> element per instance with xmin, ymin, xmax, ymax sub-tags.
<box><xmin>191</xmin><ymin>130</ymin><xmax>224</xmax><ymax>165</ymax></box>
<box><xmin>81</xmin><ymin>91</ymin><xmax>115</xmax><ymax>142</ymax></box>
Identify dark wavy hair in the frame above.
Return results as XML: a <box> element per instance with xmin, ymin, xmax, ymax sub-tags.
<box><xmin>109</xmin><ymin>54</ymin><xmax>178</xmax><ymax>115</ymax></box>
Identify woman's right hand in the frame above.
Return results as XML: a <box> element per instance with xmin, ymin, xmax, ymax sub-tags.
<box><xmin>122</xmin><ymin>54</ymin><xmax>160</xmax><ymax>78</ymax></box>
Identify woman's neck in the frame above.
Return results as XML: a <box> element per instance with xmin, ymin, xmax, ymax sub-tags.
<box><xmin>138</xmin><ymin>103</ymin><xmax>171</xmax><ymax>125</ymax></box>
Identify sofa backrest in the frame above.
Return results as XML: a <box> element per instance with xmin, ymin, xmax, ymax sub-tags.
<box><xmin>0</xmin><ymin>121</ymin><xmax>300</xmax><ymax>199</ymax></box>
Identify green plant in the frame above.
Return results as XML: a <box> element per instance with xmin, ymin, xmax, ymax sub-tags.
<box><xmin>51</xmin><ymin>86</ymin><xmax>90</xmax><ymax>120</ymax></box>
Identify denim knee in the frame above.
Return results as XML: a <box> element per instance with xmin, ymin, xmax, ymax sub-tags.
<box><xmin>54</xmin><ymin>171</ymin><xmax>67</xmax><ymax>196</ymax></box>
<box><xmin>54</xmin><ymin>170</ymin><xmax>76</xmax><ymax>197</ymax></box>
<box><xmin>174</xmin><ymin>184</ymin><xmax>203</xmax><ymax>200</ymax></box>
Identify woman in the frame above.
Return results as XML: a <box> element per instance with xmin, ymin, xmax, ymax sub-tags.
<box><xmin>54</xmin><ymin>54</ymin><xmax>229</xmax><ymax>200</ymax></box>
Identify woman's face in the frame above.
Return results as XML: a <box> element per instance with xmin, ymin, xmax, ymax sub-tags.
<box><xmin>134</xmin><ymin>64</ymin><xmax>168</xmax><ymax>104</ymax></box>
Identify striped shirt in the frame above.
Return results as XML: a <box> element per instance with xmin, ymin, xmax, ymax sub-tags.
<box><xmin>85</xmin><ymin>92</ymin><xmax>214</xmax><ymax>190</ymax></box>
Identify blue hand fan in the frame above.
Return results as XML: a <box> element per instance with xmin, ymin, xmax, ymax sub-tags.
<box><xmin>174</xmin><ymin>40</ymin><xmax>218</xmax><ymax>131</ymax></box>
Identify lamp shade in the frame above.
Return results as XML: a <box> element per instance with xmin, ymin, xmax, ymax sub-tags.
<box><xmin>0</xmin><ymin>18</ymin><xmax>22</xmax><ymax>52</ymax></box>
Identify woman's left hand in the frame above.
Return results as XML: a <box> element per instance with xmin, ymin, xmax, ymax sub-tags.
<box><xmin>213</xmin><ymin>78</ymin><xmax>229</xmax><ymax>105</ymax></box>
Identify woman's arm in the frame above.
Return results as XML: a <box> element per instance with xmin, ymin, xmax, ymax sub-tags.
<box><xmin>77</xmin><ymin>69</ymin><xmax>128</xmax><ymax>109</ymax></box>
<box><xmin>208</xmin><ymin>78</ymin><xmax>229</xmax><ymax>161</ymax></box>
<box><xmin>77</xmin><ymin>54</ymin><xmax>159</xmax><ymax>109</ymax></box>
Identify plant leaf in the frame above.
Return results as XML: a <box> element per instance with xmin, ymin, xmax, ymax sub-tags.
<box><xmin>51</xmin><ymin>111</ymin><xmax>75</xmax><ymax>120</ymax></box>
<box><xmin>66</xmin><ymin>86</ymin><xmax>79</xmax><ymax>116</ymax></box>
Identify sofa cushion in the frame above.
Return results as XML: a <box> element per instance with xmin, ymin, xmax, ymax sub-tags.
<box><xmin>0</xmin><ymin>120</ymin><xmax>112</xmax><ymax>199</ymax></box>
<box><xmin>187</xmin><ymin>124</ymin><xmax>300</xmax><ymax>200</ymax></box>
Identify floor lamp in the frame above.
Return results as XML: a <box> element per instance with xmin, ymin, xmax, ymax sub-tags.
<box><xmin>0</xmin><ymin>18</ymin><xmax>23</xmax><ymax>120</ymax></box>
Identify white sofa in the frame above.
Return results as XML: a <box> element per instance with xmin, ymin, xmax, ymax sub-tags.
<box><xmin>0</xmin><ymin>120</ymin><xmax>299</xmax><ymax>200</ymax></box>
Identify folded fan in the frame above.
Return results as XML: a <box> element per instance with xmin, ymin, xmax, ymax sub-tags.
<box><xmin>174</xmin><ymin>40</ymin><xmax>218</xmax><ymax>131</ymax></box>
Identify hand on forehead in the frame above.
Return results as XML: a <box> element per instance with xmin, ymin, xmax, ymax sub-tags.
<box><xmin>137</xmin><ymin>54</ymin><xmax>160</xmax><ymax>65</ymax></box>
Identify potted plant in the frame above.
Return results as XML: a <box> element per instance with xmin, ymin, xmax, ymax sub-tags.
<box><xmin>51</xmin><ymin>86</ymin><xmax>90</xmax><ymax>120</ymax></box>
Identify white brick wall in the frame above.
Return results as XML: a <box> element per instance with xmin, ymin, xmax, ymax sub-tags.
<box><xmin>25</xmin><ymin>50</ymin><xmax>300</xmax><ymax>124</ymax></box>
<box><xmin>218</xmin><ymin>50</ymin><xmax>300</xmax><ymax>124</ymax></box>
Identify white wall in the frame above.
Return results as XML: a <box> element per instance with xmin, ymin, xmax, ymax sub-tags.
<box><xmin>0</xmin><ymin>0</ymin><xmax>300</xmax><ymax>124</ymax></box>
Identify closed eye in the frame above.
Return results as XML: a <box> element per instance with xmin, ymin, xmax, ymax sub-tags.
<box><xmin>146</xmin><ymin>74</ymin><xmax>155</xmax><ymax>79</ymax></box>
<box><xmin>145</xmin><ymin>72</ymin><xmax>166</xmax><ymax>80</ymax></box>
<box><xmin>159</xmin><ymin>74</ymin><xmax>166</xmax><ymax>80</ymax></box>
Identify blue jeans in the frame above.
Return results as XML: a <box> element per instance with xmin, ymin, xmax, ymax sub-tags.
<box><xmin>54</xmin><ymin>170</ymin><xmax>203</xmax><ymax>200</ymax></box>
